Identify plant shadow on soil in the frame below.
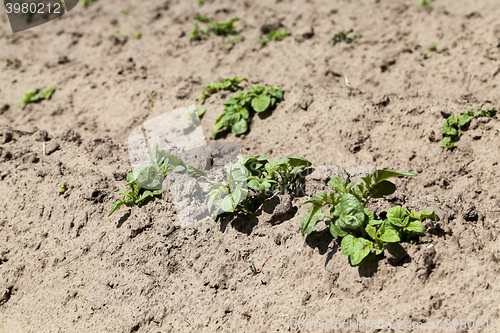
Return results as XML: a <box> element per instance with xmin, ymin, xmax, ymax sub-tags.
<box><xmin>116</xmin><ymin>209</ymin><xmax>132</xmax><ymax>228</ymax></box>
<box><xmin>219</xmin><ymin>212</ymin><xmax>259</xmax><ymax>235</ymax></box>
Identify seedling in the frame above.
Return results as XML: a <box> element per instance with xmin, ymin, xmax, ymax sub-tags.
<box><xmin>331</xmin><ymin>30</ymin><xmax>363</xmax><ymax>46</ymax></box>
<box><xmin>134</xmin><ymin>30</ymin><xmax>142</xmax><ymax>39</ymax></box>
<box><xmin>109</xmin><ymin>30</ymin><xmax>126</xmax><ymax>38</ymax></box>
<box><xmin>19</xmin><ymin>86</ymin><xmax>56</xmax><ymax>109</ymax></box>
<box><xmin>59</xmin><ymin>182</ymin><xmax>67</xmax><ymax>195</ymax></box>
<box><xmin>200</xmin><ymin>77</ymin><xmax>247</xmax><ymax>100</ymax></box>
<box><xmin>223</xmin><ymin>36</ymin><xmax>245</xmax><ymax>46</ymax></box>
<box><xmin>427</xmin><ymin>43</ymin><xmax>437</xmax><ymax>51</ymax></box>
<box><xmin>80</xmin><ymin>0</ymin><xmax>95</xmax><ymax>4</ymax></box>
<box><xmin>188</xmin><ymin>16</ymin><xmax>240</xmax><ymax>40</ymax></box>
<box><xmin>109</xmin><ymin>144</ymin><xmax>207</xmax><ymax>216</ymax></box>
<box><xmin>119</xmin><ymin>8</ymin><xmax>129</xmax><ymax>14</ymax></box>
<box><xmin>248</xmin><ymin>255</ymin><xmax>273</xmax><ymax>275</ymax></box>
<box><xmin>198</xmin><ymin>0</ymin><xmax>214</xmax><ymax>6</ymax></box>
<box><xmin>440</xmin><ymin>107</ymin><xmax>497</xmax><ymax>149</ymax></box>
<box><xmin>207</xmin><ymin>155</ymin><xmax>310</xmax><ymax>217</ymax></box>
<box><xmin>81</xmin><ymin>295</ymin><xmax>99</xmax><ymax>311</ymax></box>
<box><xmin>301</xmin><ymin>169</ymin><xmax>437</xmax><ymax>265</ymax></box>
<box><xmin>248</xmin><ymin>258</ymin><xmax>257</xmax><ymax>274</ymax></box>
<box><xmin>420</xmin><ymin>0</ymin><xmax>432</xmax><ymax>6</ymax></box>
<box><xmin>212</xmin><ymin>84</ymin><xmax>284</xmax><ymax>137</ymax></box>
<box><xmin>260</xmin><ymin>29</ymin><xmax>291</xmax><ymax>45</ymax></box>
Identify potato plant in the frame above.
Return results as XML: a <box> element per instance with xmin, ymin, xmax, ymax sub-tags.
<box><xmin>188</xmin><ymin>16</ymin><xmax>240</xmax><ymax>40</ymax></box>
<box><xmin>213</xmin><ymin>85</ymin><xmax>284</xmax><ymax>138</ymax></box>
<box><xmin>109</xmin><ymin>144</ymin><xmax>207</xmax><ymax>216</ymax></box>
<box><xmin>207</xmin><ymin>155</ymin><xmax>311</xmax><ymax>217</ymax></box>
<box><xmin>301</xmin><ymin>169</ymin><xmax>437</xmax><ymax>265</ymax></box>
<box><xmin>260</xmin><ymin>29</ymin><xmax>291</xmax><ymax>45</ymax></box>
<box><xmin>19</xmin><ymin>86</ymin><xmax>56</xmax><ymax>109</ymax></box>
<box><xmin>200</xmin><ymin>77</ymin><xmax>247</xmax><ymax>101</ymax></box>
<box><xmin>331</xmin><ymin>30</ymin><xmax>363</xmax><ymax>46</ymax></box>
<box><xmin>440</xmin><ymin>107</ymin><xmax>497</xmax><ymax>149</ymax></box>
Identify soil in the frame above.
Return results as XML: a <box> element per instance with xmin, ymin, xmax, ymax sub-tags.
<box><xmin>1</xmin><ymin>0</ymin><xmax>500</xmax><ymax>332</ymax></box>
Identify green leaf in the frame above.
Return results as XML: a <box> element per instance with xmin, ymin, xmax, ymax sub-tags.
<box><xmin>108</xmin><ymin>200</ymin><xmax>126</xmax><ymax>217</ymax></box>
<box><xmin>415</xmin><ymin>210</ymin><xmax>438</xmax><ymax>221</ymax></box>
<box><xmin>365</xmin><ymin>224</ymin><xmax>377</xmax><ymax>238</ymax></box>
<box><xmin>378</xmin><ymin>221</ymin><xmax>401</xmax><ymax>243</ymax></box>
<box><xmin>326</xmin><ymin>217</ymin><xmax>348</xmax><ymax>238</ymax></box>
<box><xmin>136</xmin><ymin>190</ymin><xmax>152</xmax><ymax>203</ymax></box>
<box><xmin>117</xmin><ymin>188</ymin><xmax>131</xmax><ymax>196</ymax></box>
<box><xmin>232</xmin><ymin>118</ymin><xmax>248</xmax><ymax>134</ymax></box>
<box><xmin>387</xmin><ymin>206</ymin><xmax>410</xmax><ymax>227</ymax></box>
<box><xmin>405</xmin><ymin>220</ymin><xmax>425</xmax><ymax>234</ymax></box>
<box><xmin>301</xmin><ymin>204</ymin><xmax>323</xmax><ymax>236</ymax></box>
<box><xmin>372</xmin><ymin>169</ymin><xmax>416</xmax><ymax>184</ymax></box>
<box><xmin>341</xmin><ymin>235</ymin><xmax>372</xmax><ymax>265</ymax></box>
<box><xmin>349</xmin><ymin>238</ymin><xmax>373</xmax><ymax>265</ymax></box>
<box><xmin>369</xmin><ymin>180</ymin><xmax>397</xmax><ymax>198</ymax></box>
<box><xmin>441</xmin><ymin>136</ymin><xmax>455</xmax><ymax>149</ymax></box>
<box><xmin>458</xmin><ymin>113</ymin><xmax>470</xmax><ymax>128</ymax></box>
<box><xmin>251</xmin><ymin>94</ymin><xmax>271</xmax><ymax>112</ymax></box>
<box><xmin>364</xmin><ymin>209</ymin><xmax>375</xmax><ymax>221</ymax></box>
<box><xmin>149</xmin><ymin>144</ymin><xmax>162</xmax><ymax>165</ymax></box>
<box><xmin>334</xmin><ymin>194</ymin><xmax>366</xmax><ymax>231</ymax></box>
<box><xmin>369</xmin><ymin>219</ymin><xmax>383</xmax><ymax>226</ymax></box>
<box><xmin>341</xmin><ymin>234</ymin><xmax>356</xmax><ymax>256</ymax></box>
<box><xmin>194</xmin><ymin>15</ymin><xmax>211</xmax><ymax>23</ymax></box>
<box><xmin>132</xmin><ymin>164</ymin><xmax>153</xmax><ymax>187</ymax></box>
<box><xmin>218</xmin><ymin>195</ymin><xmax>236</xmax><ymax>213</ymax></box>
<box><xmin>240</xmin><ymin>107</ymin><xmax>250</xmax><ymax>119</ymax></box>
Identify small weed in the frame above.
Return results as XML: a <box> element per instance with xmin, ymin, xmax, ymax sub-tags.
<box><xmin>198</xmin><ymin>0</ymin><xmax>214</xmax><ymax>6</ymax></box>
<box><xmin>427</xmin><ymin>43</ymin><xmax>437</xmax><ymax>51</ymax></box>
<box><xmin>58</xmin><ymin>182</ymin><xmax>67</xmax><ymax>195</ymax></box>
<box><xmin>223</xmin><ymin>36</ymin><xmax>245</xmax><ymax>46</ymax></box>
<box><xmin>331</xmin><ymin>30</ymin><xmax>363</xmax><ymax>46</ymax></box>
<box><xmin>81</xmin><ymin>295</ymin><xmax>99</xmax><ymax>311</ymax></box>
<box><xmin>420</xmin><ymin>0</ymin><xmax>432</xmax><ymax>7</ymax></box>
<box><xmin>248</xmin><ymin>255</ymin><xmax>273</xmax><ymax>274</ymax></box>
<box><xmin>260</xmin><ymin>29</ymin><xmax>291</xmax><ymax>45</ymax></box>
<box><xmin>119</xmin><ymin>8</ymin><xmax>129</xmax><ymax>14</ymax></box>
<box><xmin>440</xmin><ymin>107</ymin><xmax>497</xmax><ymax>149</ymax></box>
<box><xmin>80</xmin><ymin>0</ymin><xmax>95</xmax><ymax>5</ymax></box>
<box><xmin>20</xmin><ymin>86</ymin><xmax>56</xmax><ymax>109</ymax></box>
<box><xmin>200</xmin><ymin>77</ymin><xmax>247</xmax><ymax>101</ymax></box>
<box><xmin>213</xmin><ymin>85</ymin><xmax>284</xmax><ymax>137</ymax></box>
<box><xmin>109</xmin><ymin>30</ymin><xmax>126</xmax><ymax>38</ymax></box>
<box><xmin>134</xmin><ymin>30</ymin><xmax>142</xmax><ymax>39</ymax></box>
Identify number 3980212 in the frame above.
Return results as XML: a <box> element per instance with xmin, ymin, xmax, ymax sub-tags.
<box><xmin>5</xmin><ymin>2</ymin><xmax>62</xmax><ymax>14</ymax></box>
